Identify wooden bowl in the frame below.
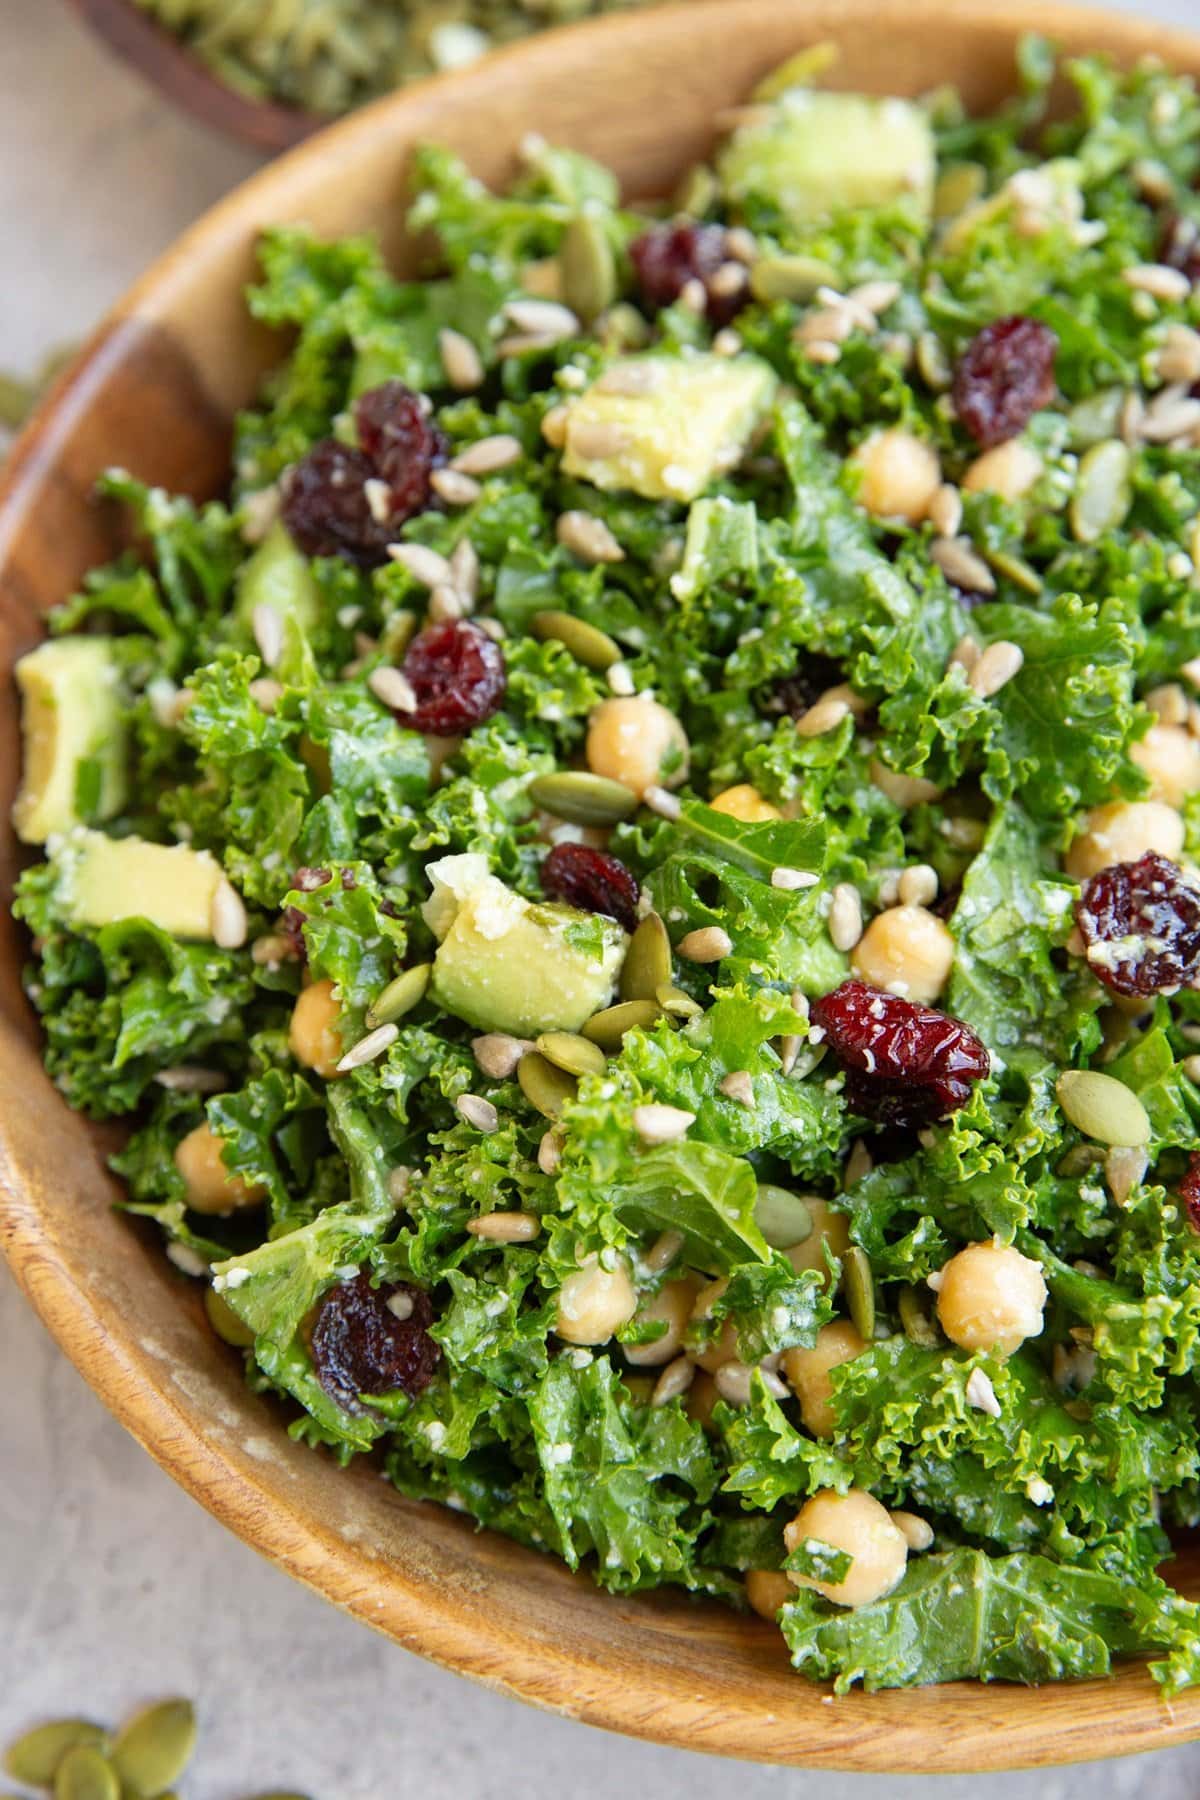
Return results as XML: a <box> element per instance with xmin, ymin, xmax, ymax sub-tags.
<box><xmin>6</xmin><ymin>0</ymin><xmax>1200</xmax><ymax>1768</ymax></box>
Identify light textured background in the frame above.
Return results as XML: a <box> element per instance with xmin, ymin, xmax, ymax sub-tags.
<box><xmin>3</xmin><ymin>2</ymin><xmax>1200</xmax><ymax>1794</ymax></box>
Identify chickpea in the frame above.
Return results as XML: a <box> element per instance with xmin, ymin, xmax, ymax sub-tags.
<box><xmin>869</xmin><ymin>757</ymin><xmax>941</xmax><ymax>810</ymax></box>
<box><xmin>962</xmin><ymin>439</ymin><xmax>1042</xmax><ymax>502</ymax></box>
<box><xmin>745</xmin><ymin>1569</ymin><xmax>793</xmax><ymax>1621</ymax></box>
<box><xmin>690</xmin><ymin>1277</ymin><xmax>740</xmax><ymax>1372</ymax></box>
<box><xmin>935</xmin><ymin>1239</ymin><xmax>1047</xmax><ymax>1358</ymax></box>
<box><xmin>1063</xmin><ymin>800</ymin><xmax>1185</xmax><ymax>881</ymax></box>
<box><xmin>852</xmin><ymin>429</ymin><xmax>942</xmax><ymax>525</ymax></box>
<box><xmin>174</xmin><ymin>1122</ymin><xmax>266</xmax><ymax>1216</ymax></box>
<box><xmin>851</xmin><ymin>905</ymin><xmax>955</xmax><ymax>1004</ymax></box>
<box><xmin>784</xmin><ymin>1198</ymin><xmax>850</xmax><ymax>1282</ymax></box>
<box><xmin>685</xmin><ymin>1368</ymin><xmax>720</xmax><ymax>1430</ymax></box>
<box><xmin>289</xmin><ymin>977</ymin><xmax>344</xmax><ymax>1080</ymax></box>
<box><xmin>556</xmin><ymin>1254</ymin><xmax>637</xmax><ymax>1345</ymax></box>
<box><xmin>1130</xmin><ymin>724</ymin><xmax>1200</xmax><ymax>809</ymax></box>
<box><xmin>784</xmin><ymin>1488</ymin><xmax>908</xmax><ymax>1609</ymax></box>
<box><xmin>782</xmin><ymin>1319</ymin><xmax>867</xmax><ymax>1438</ymax></box>
<box><xmin>710</xmin><ymin>784</ymin><xmax>781</xmax><ymax>824</ymax></box>
<box><xmin>625</xmin><ymin>1273</ymin><xmax>703</xmax><ymax>1367</ymax></box>
<box><xmin>586</xmin><ymin>697</ymin><xmax>689</xmax><ymax>798</ymax></box>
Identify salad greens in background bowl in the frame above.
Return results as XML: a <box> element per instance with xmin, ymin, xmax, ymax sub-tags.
<box><xmin>8</xmin><ymin>0</ymin><xmax>1200</xmax><ymax>1770</ymax></box>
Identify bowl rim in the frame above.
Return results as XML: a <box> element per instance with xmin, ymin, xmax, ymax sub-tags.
<box><xmin>8</xmin><ymin>0</ymin><xmax>1200</xmax><ymax>1769</ymax></box>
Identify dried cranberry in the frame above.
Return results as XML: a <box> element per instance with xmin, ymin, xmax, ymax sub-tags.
<box><xmin>540</xmin><ymin>843</ymin><xmax>640</xmax><ymax>932</ymax></box>
<box><xmin>1075</xmin><ymin>852</ymin><xmax>1200</xmax><ymax>997</ymax></box>
<box><xmin>811</xmin><ymin>978</ymin><xmax>990</xmax><ymax>1129</ymax></box>
<box><xmin>394</xmin><ymin>620</ymin><xmax>506</xmax><ymax>737</ymax></box>
<box><xmin>354</xmin><ymin>381</ymin><xmax>447</xmax><ymax>522</ymax></box>
<box><xmin>294</xmin><ymin>866</ymin><xmax>332</xmax><ymax>892</ymax></box>
<box><xmin>1181</xmin><ymin>1153</ymin><xmax>1200</xmax><ymax>1231</ymax></box>
<box><xmin>1158</xmin><ymin>213</ymin><xmax>1200</xmax><ymax>287</ymax></box>
<box><xmin>282</xmin><ymin>440</ymin><xmax>394</xmax><ymax>565</ymax></box>
<box><xmin>278</xmin><ymin>906</ymin><xmax>308</xmax><ymax>963</ymax></box>
<box><xmin>952</xmin><ymin>316</ymin><xmax>1058</xmax><ymax>448</ymax></box>
<box><xmin>767</xmin><ymin>654</ymin><xmax>845</xmax><ymax>720</ymax></box>
<box><xmin>311</xmin><ymin>1272</ymin><xmax>439</xmax><ymax>1413</ymax></box>
<box><xmin>629</xmin><ymin>223</ymin><xmax>748</xmax><ymax>327</ymax></box>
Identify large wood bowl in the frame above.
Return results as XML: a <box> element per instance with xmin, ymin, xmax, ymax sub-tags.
<box><xmin>6</xmin><ymin>0</ymin><xmax>1200</xmax><ymax>1768</ymax></box>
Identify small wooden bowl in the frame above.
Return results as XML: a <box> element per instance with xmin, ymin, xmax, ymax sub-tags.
<box><xmin>5</xmin><ymin>0</ymin><xmax>1200</xmax><ymax>1768</ymax></box>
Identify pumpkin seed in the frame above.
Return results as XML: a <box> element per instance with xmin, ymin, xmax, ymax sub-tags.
<box><xmin>933</xmin><ymin>160</ymin><xmax>986</xmax><ymax>220</ymax></box>
<box><xmin>981</xmin><ymin>546</ymin><xmax>1043</xmax><ymax>595</ymax></box>
<box><xmin>517</xmin><ymin>1052</ymin><xmax>578</xmax><ymax>1119</ymax></box>
<box><xmin>582</xmin><ymin>999</ymin><xmax>662</xmax><ymax>1049</ymax></box>
<box><xmin>110</xmin><ymin>1701</ymin><xmax>196</xmax><ymax>1798</ymax></box>
<box><xmin>1056</xmin><ymin>1069</ymin><xmax>1151</xmax><ymax>1147</ymax></box>
<box><xmin>5</xmin><ymin>1721</ymin><xmax>108</xmax><ymax>1786</ymax></box>
<box><xmin>203</xmin><ymin>1285</ymin><xmax>255</xmax><ymax>1348</ymax></box>
<box><xmin>1055</xmin><ymin>1143</ymin><xmax>1107</xmax><ymax>1178</ymax></box>
<box><xmin>753</xmin><ymin>1184</ymin><xmax>813</xmax><ymax>1250</ymax></box>
<box><xmin>535</xmin><ymin>1031</ymin><xmax>606</xmax><ymax>1078</ymax></box>
<box><xmin>1070</xmin><ymin>439</ymin><xmax>1133</xmax><ymax>544</ymax></box>
<box><xmin>1066</xmin><ymin>387</ymin><xmax>1125</xmax><ymax>450</ymax></box>
<box><xmin>600</xmin><ymin>303</ymin><xmax>653</xmax><ymax>353</ymax></box>
<box><xmin>898</xmin><ymin>1283</ymin><xmax>940</xmax><ymax>1349</ymax></box>
<box><xmin>54</xmin><ymin>1748</ymin><xmax>119</xmax><ymax>1800</ymax></box>
<box><xmin>656</xmin><ymin>982</ymin><xmax>702</xmax><ymax>1020</ymax></box>
<box><xmin>527</xmin><ymin>770</ymin><xmax>638</xmax><ymax>826</ymax></box>
<box><xmin>750</xmin><ymin>254</ymin><xmax>837</xmax><ymax>305</ymax></box>
<box><xmin>915</xmin><ymin>330</ymin><xmax>952</xmax><ymax>391</ymax></box>
<box><xmin>378</xmin><ymin>608</ymin><xmax>418</xmax><ymax>660</ymax></box>
<box><xmin>530</xmin><ymin>610</ymin><xmax>621</xmax><ymax>671</ymax></box>
<box><xmin>620</xmin><ymin>912</ymin><xmax>671</xmax><ymax>1002</ymax></box>
<box><xmin>672</xmin><ymin>162</ymin><xmax>718</xmax><ymax>216</ymax></box>
<box><xmin>844</xmin><ymin>1246</ymin><xmax>875</xmax><ymax>1341</ymax></box>
<box><xmin>559</xmin><ymin>215</ymin><xmax>617</xmax><ymax>323</ymax></box>
<box><xmin>366</xmin><ymin>961</ymin><xmax>431</xmax><ymax>1029</ymax></box>
<box><xmin>752</xmin><ymin>41</ymin><xmax>838</xmax><ymax>101</ymax></box>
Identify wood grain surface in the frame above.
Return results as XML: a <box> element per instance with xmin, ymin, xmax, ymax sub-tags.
<box><xmin>6</xmin><ymin>0</ymin><xmax>1200</xmax><ymax>1769</ymax></box>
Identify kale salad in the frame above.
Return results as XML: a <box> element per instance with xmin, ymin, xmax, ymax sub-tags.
<box><xmin>17</xmin><ymin>38</ymin><xmax>1200</xmax><ymax>1695</ymax></box>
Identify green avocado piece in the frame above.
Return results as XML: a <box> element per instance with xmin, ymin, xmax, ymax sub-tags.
<box><xmin>235</xmin><ymin>519</ymin><xmax>321</xmax><ymax>636</ymax></box>
<box><xmin>718</xmin><ymin>89</ymin><xmax>935</xmax><ymax>228</ymax></box>
<box><xmin>13</xmin><ymin>637</ymin><xmax>128</xmax><ymax>845</ymax></box>
<box><xmin>51</xmin><ymin>827</ymin><xmax>226</xmax><ymax>939</ymax></box>
<box><xmin>423</xmin><ymin>853</ymin><xmax>627</xmax><ymax>1036</ymax></box>
<box><xmin>562</xmin><ymin>353</ymin><xmax>777</xmax><ymax>503</ymax></box>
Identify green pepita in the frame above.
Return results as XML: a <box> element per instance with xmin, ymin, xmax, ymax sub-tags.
<box><xmin>5</xmin><ymin>1721</ymin><xmax>108</xmax><ymax>1787</ymax></box>
<box><xmin>204</xmin><ymin>1285</ymin><xmax>255</xmax><ymax>1348</ymax></box>
<box><xmin>933</xmin><ymin>160</ymin><xmax>986</xmax><ymax>220</ymax></box>
<box><xmin>1056</xmin><ymin>1069</ymin><xmax>1151</xmax><ymax>1147</ymax></box>
<box><xmin>53</xmin><ymin>1747</ymin><xmax>119</xmax><ymax>1800</ymax></box>
<box><xmin>898</xmin><ymin>1283</ymin><xmax>941</xmax><ymax>1349</ymax></box>
<box><xmin>752</xmin><ymin>41</ymin><xmax>838</xmax><ymax>101</ymax></box>
<box><xmin>530</xmin><ymin>610</ymin><xmax>621</xmax><ymax>671</ymax></box>
<box><xmin>366</xmin><ymin>961</ymin><xmax>431</xmax><ymax>1029</ymax></box>
<box><xmin>915</xmin><ymin>331</ymin><xmax>952</xmax><ymax>391</ymax></box>
<box><xmin>110</xmin><ymin>1701</ymin><xmax>196</xmax><ymax>1799</ymax></box>
<box><xmin>535</xmin><ymin>1030</ymin><xmax>607</xmax><ymax>1078</ymax></box>
<box><xmin>672</xmin><ymin>162</ymin><xmax>718</xmax><ymax>216</ymax></box>
<box><xmin>982</xmin><ymin>546</ymin><xmax>1043</xmax><ymax>594</ymax></box>
<box><xmin>656</xmin><ymin>982</ymin><xmax>702</xmax><ymax>1020</ymax></box>
<box><xmin>559</xmin><ymin>214</ymin><xmax>617</xmax><ymax>323</ymax></box>
<box><xmin>1070</xmin><ymin>439</ymin><xmax>1133</xmax><ymax>544</ymax></box>
<box><xmin>1066</xmin><ymin>387</ymin><xmax>1125</xmax><ymax>450</ymax></box>
<box><xmin>378</xmin><ymin>608</ymin><xmax>418</xmax><ymax>660</ymax></box>
<box><xmin>749</xmin><ymin>254</ymin><xmax>837</xmax><ymax>305</ymax></box>
<box><xmin>844</xmin><ymin>1246</ymin><xmax>875</xmax><ymax>1342</ymax></box>
<box><xmin>527</xmin><ymin>770</ymin><xmax>639</xmax><ymax>826</ymax></box>
<box><xmin>582</xmin><ymin>998</ymin><xmax>662</xmax><ymax>1049</ymax></box>
<box><xmin>620</xmin><ymin>912</ymin><xmax>672</xmax><ymax>1002</ymax></box>
<box><xmin>1054</xmin><ymin>1143</ymin><xmax>1107</xmax><ymax>1179</ymax></box>
<box><xmin>753</xmin><ymin>1184</ymin><xmax>813</xmax><ymax>1250</ymax></box>
<box><xmin>517</xmin><ymin>1052</ymin><xmax>578</xmax><ymax>1119</ymax></box>
<box><xmin>599</xmin><ymin>303</ymin><xmax>652</xmax><ymax>353</ymax></box>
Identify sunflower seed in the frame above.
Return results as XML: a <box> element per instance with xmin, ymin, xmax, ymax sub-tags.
<box><xmin>560</xmin><ymin>215</ymin><xmax>618</xmax><ymax>322</ymax></box>
<box><xmin>607</xmin><ymin>660</ymin><xmax>636</xmax><ymax>696</ymax></box>
<box><xmin>210</xmin><ymin>880</ymin><xmax>247</xmax><ymax>950</ymax></box>
<box><xmin>828</xmin><ymin>883</ymin><xmax>864</xmax><ymax>952</ymax></box>
<box><xmin>528</xmin><ymin>770</ymin><xmax>639</xmax><ymax>826</ymax></box>
<box><xmin>467</xmin><ymin>1211</ymin><xmax>541</xmax><ymax>1243</ymax></box>
<box><xmin>676</xmin><ymin>925</ymin><xmax>732</xmax><ymax>963</ymax></box>
<box><xmin>430</xmin><ymin>468</ymin><xmax>481</xmax><ymax>507</ymax></box>
<box><xmin>969</xmin><ymin>640</ymin><xmax>1024</xmax><ymax>698</ymax></box>
<box><xmin>797</xmin><ymin>305</ymin><xmax>854</xmax><ymax>346</ymax></box>
<box><xmin>594</xmin><ymin>360</ymin><xmax>664</xmax><ymax>397</ymax></box>
<box><xmin>754</xmin><ymin>1185</ymin><xmax>812</xmax><ymax>1250</ymax></box>
<box><xmin>898</xmin><ymin>1282</ymin><xmax>941</xmax><ymax>1348</ymax></box>
<box><xmin>531</xmin><ymin>609</ymin><xmax>621</xmax><ymax>669</ymax></box>
<box><xmin>368</xmin><ymin>666</ymin><xmax>418</xmax><ymax>714</ymax></box>
<box><xmin>1104</xmin><ymin>1143</ymin><xmax>1149</xmax><ymax>1206</ymax></box>
<box><xmin>644</xmin><ymin>1229</ymin><xmax>685</xmax><ymax>1273</ymax></box>
<box><xmin>948</xmin><ymin>634</ymin><xmax>981</xmax><ymax>673</ymax></box>
<box><xmin>1123</xmin><ymin>262</ymin><xmax>1192</xmax><ymax>303</ymax></box>
<box><xmin>505</xmin><ymin>298</ymin><xmax>580</xmax><ymax>341</ymax></box>
<box><xmin>155</xmin><ymin>1066</ymin><xmax>226</xmax><ymax>1094</ymax></box>
<box><xmin>540</xmin><ymin>405</ymin><xmax>572</xmax><ymax>450</ymax></box>
<box><xmin>715</xmin><ymin>1361</ymin><xmax>788</xmax><ymax>1406</ymax></box>
<box><xmin>251</xmin><ymin>602</ymin><xmax>284</xmax><ymax>669</ymax></box>
<box><xmin>1056</xmin><ymin>1069</ymin><xmax>1150</xmax><ymax>1146</ymax></box>
<box><xmin>166</xmin><ymin>1241</ymin><xmax>209</xmax><ymax>1278</ymax></box>
<box><xmin>438</xmin><ymin>327</ymin><xmax>484</xmax><ymax>392</ymax></box>
<box><xmin>518</xmin><ymin>1051</ymin><xmax>578</xmax><ymax>1119</ymax></box>
<box><xmin>110</xmin><ymin>1700</ymin><xmax>197</xmax><ymax>1798</ymax></box>
<box><xmin>965</xmin><ymin>1367</ymin><xmax>1002</xmax><ymax>1417</ymax></box>
<box><xmin>456</xmin><ymin>1093</ymin><xmax>500</xmax><ymax>1133</ymax></box>
<box><xmin>1140</xmin><ymin>393</ymin><xmax>1200</xmax><ymax>444</ymax></box>
<box><xmin>771</xmin><ymin>866</ymin><xmax>819</xmax><ymax>891</ymax></box>
<box><xmin>621</xmin><ymin>912</ymin><xmax>672</xmax><ymax>1002</ymax></box>
<box><xmin>366</xmin><ymin>963</ymin><xmax>431</xmax><ymax>1029</ymax></box>
<box><xmin>248</xmin><ymin>677</ymin><xmax>284</xmax><ymax>713</ymax></box>
<box><xmin>644</xmin><ymin>784</ymin><xmax>682</xmax><ymax>821</ymax></box>
<box><xmin>898</xmin><ymin>864</ymin><xmax>938</xmax><ymax>908</ymax></box>
<box><xmin>386</xmin><ymin>542</ymin><xmax>453</xmax><ymax>588</ymax></box>
<box><xmin>844</xmin><ymin>1246</ymin><xmax>875</xmax><ymax>1341</ymax></box>
<box><xmin>651</xmin><ymin>1355</ymin><xmax>695</xmax><ymax>1405</ymax></box>
<box><xmin>567</xmin><ymin>420</ymin><xmax>632</xmax><ymax>461</ymax></box>
<box><xmin>472</xmin><ymin>1033</ymin><xmax>532</xmax><ymax>1079</ymax></box>
<box><xmin>537</xmin><ymin>1127</ymin><xmax>565</xmax><ymax>1174</ymax></box>
<box><xmin>927</xmin><ymin>483</ymin><xmax>963</xmax><ymax>539</ymax></box>
<box><xmin>5</xmin><ymin>1721</ymin><xmax>109</xmax><ymax>1786</ymax></box>
<box><xmin>427</xmin><ymin>582</ymin><xmax>466</xmax><ymax>623</ymax></box>
<box><xmin>583</xmin><ymin>999</ymin><xmax>662</xmax><ymax>1049</ymax></box>
<box><xmin>796</xmin><ymin>692</ymin><xmax>851</xmax><ymax>738</ymax></box>
<box><xmin>632</xmin><ymin>1103</ymin><xmax>695</xmax><ymax>1145</ymax></box>
<box><xmin>719</xmin><ymin>1070</ymin><xmax>756</xmax><ymax>1108</ymax></box>
<box><xmin>336</xmin><ymin>1022</ymin><xmax>399</xmax><ymax>1073</ymax></box>
<box><xmin>451</xmin><ymin>434</ymin><xmax>523</xmax><ymax>477</ymax></box>
<box><xmin>803</xmin><ymin>339</ymin><xmax>842</xmax><ymax>366</ymax></box>
<box><xmin>556</xmin><ymin>510</ymin><xmax>625</xmax><ymax>564</ymax></box>
<box><xmin>930</xmin><ymin>536</ymin><xmax>996</xmax><ymax>595</ymax></box>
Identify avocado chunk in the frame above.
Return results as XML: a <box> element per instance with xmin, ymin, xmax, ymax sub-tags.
<box><xmin>562</xmin><ymin>354</ymin><xmax>776</xmax><ymax>503</ymax></box>
<box><xmin>718</xmin><ymin>90</ymin><xmax>935</xmax><ymax>229</ymax></box>
<box><xmin>423</xmin><ymin>852</ymin><xmax>627</xmax><ymax>1036</ymax></box>
<box><xmin>51</xmin><ymin>827</ymin><xmax>226</xmax><ymax>940</ymax></box>
<box><xmin>13</xmin><ymin>637</ymin><xmax>128</xmax><ymax>845</ymax></box>
<box><xmin>235</xmin><ymin>519</ymin><xmax>321</xmax><ymax>637</ymax></box>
